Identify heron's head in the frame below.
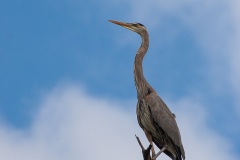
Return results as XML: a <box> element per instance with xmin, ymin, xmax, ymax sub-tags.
<box><xmin>109</xmin><ymin>20</ymin><xmax>146</xmax><ymax>35</ymax></box>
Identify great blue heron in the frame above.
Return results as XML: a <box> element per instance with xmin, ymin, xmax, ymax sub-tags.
<box><xmin>109</xmin><ymin>20</ymin><xmax>185</xmax><ymax>160</ymax></box>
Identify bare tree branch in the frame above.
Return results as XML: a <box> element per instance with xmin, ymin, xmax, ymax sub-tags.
<box><xmin>135</xmin><ymin>135</ymin><xmax>168</xmax><ymax>160</ymax></box>
<box><xmin>135</xmin><ymin>135</ymin><xmax>152</xmax><ymax>160</ymax></box>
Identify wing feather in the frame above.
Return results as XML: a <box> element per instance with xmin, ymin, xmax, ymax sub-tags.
<box><xmin>145</xmin><ymin>92</ymin><xmax>182</xmax><ymax>147</ymax></box>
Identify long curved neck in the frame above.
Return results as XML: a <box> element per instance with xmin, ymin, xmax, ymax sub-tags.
<box><xmin>134</xmin><ymin>30</ymin><xmax>151</xmax><ymax>99</ymax></box>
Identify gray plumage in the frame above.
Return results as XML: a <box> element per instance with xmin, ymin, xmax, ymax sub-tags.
<box><xmin>109</xmin><ymin>20</ymin><xmax>185</xmax><ymax>160</ymax></box>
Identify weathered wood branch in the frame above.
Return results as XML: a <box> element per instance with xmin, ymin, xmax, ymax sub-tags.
<box><xmin>135</xmin><ymin>135</ymin><xmax>152</xmax><ymax>160</ymax></box>
<box><xmin>135</xmin><ymin>135</ymin><xmax>167</xmax><ymax>160</ymax></box>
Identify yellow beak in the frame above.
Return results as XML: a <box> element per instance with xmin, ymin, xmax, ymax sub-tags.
<box><xmin>108</xmin><ymin>20</ymin><xmax>133</xmax><ymax>30</ymax></box>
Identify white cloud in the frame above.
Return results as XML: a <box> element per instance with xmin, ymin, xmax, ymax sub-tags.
<box><xmin>0</xmin><ymin>84</ymin><xmax>238</xmax><ymax>160</ymax></box>
<box><xmin>171</xmin><ymin>98</ymin><xmax>237</xmax><ymax>160</ymax></box>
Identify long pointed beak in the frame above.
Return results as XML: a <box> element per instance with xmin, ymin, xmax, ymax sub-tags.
<box><xmin>108</xmin><ymin>20</ymin><xmax>132</xmax><ymax>30</ymax></box>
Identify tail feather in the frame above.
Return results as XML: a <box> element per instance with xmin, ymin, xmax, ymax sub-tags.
<box><xmin>175</xmin><ymin>145</ymin><xmax>185</xmax><ymax>160</ymax></box>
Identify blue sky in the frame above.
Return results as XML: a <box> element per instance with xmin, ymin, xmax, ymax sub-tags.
<box><xmin>1</xmin><ymin>0</ymin><xmax>240</xmax><ymax>159</ymax></box>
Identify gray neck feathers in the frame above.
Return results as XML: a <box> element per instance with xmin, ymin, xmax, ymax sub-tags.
<box><xmin>134</xmin><ymin>30</ymin><xmax>151</xmax><ymax>99</ymax></box>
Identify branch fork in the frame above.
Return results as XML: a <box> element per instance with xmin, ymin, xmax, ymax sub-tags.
<box><xmin>135</xmin><ymin>135</ymin><xmax>167</xmax><ymax>160</ymax></box>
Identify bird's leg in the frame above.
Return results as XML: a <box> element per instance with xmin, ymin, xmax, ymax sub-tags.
<box><xmin>144</xmin><ymin>130</ymin><xmax>156</xmax><ymax>159</ymax></box>
<box><xmin>152</xmin><ymin>145</ymin><xmax>167</xmax><ymax>160</ymax></box>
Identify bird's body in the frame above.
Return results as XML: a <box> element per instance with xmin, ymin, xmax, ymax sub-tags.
<box><xmin>109</xmin><ymin>20</ymin><xmax>185</xmax><ymax>160</ymax></box>
<box><xmin>136</xmin><ymin>91</ymin><xmax>184</xmax><ymax>160</ymax></box>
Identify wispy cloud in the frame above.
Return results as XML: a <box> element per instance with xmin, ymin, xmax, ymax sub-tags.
<box><xmin>0</xmin><ymin>84</ymin><xmax>237</xmax><ymax>159</ymax></box>
<box><xmin>227</xmin><ymin>1</ymin><xmax>240</xmax><ymax>113</ymax></box>
<box><xmin>127</xmin><ymin>0</ymin><xmax>240</xmax><ymax>116</ymax></box>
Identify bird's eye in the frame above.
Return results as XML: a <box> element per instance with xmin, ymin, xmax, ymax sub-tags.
<box><xmin>132</xmin><ymin>23</ymin><xmax>145</xmax><ymax>28</ymax></box>
<box><xmin>132</xmin><ymin>24</ymin><xmax>138</xmax><ymax>27</ymax></box>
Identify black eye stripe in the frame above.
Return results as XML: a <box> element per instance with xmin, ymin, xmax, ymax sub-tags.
<box><xmin>132</xmin><ymin>23</ymin><xmax>145</xmax><ymax>27</ymax></box>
